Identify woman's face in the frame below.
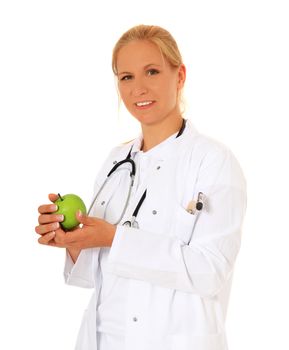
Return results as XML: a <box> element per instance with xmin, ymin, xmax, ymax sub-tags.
<box><xmin>116</xmin><ymin>40</ymin><xmax>186</xmax><ymax>126</ymax></box>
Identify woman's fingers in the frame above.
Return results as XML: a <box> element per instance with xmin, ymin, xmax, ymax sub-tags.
<box><xmin>36</xmin><ymin>194</ymin><xmax>64</xmax><ymax>247</ymax></box>
<box><xmin>38</xmin><ymin>229</ymin><xmax>75</xmax><ymax>248</ymax></box>
<box><xmin>35</xmin><ymin>222</ymin><xmax>60</xmax><ymax>235</ymax></box>
<box><xmin>38</xmin><ymin>203</ymin><xmax>58</xmax><ymax>214</ymax></box>
<box><xmin>38</xmin><ymin>231</ymin><xmax>56</xmax><ymax>245</ymax></box>
<box><xmin>49</xmin><ymin>193</ymin><xmax>59</xmax><ymax>202</ymax></box>
<box><xmin>38</xmin><ymin>213</ymin><xmax>64</xmax><ymax>225</ymax></box>
<box><xmin>37</xmin><ymin>194</ymin><xmax>59</xmax><ymax>214</ymax></box>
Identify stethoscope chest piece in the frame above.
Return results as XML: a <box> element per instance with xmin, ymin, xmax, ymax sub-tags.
<box><xmin>122</xmin><ymin>218</ymin><xmax>139</xmax><ymax>229</ymax></box>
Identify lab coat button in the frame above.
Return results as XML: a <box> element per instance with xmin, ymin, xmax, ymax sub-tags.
<box><xmin>113</xmin><ymin>161</ymin><xmax>117</xmax><ymax>165</ymax></box>
<box><xmin>156</xmin><ymin>166</ymin><xmax>161</xmax><ymax>170</ymax></box>
<box><xmin>101</xmin><ymin>201</ymin><xmax>105</xmax><ymax>205</ymax></box>
<box><xmin>132</xmin><ymin>317</ymin><xmax>138</xmax><ymax>322</ymax></box>
<box><xmin>152</xmin><ymin>210</ymin><xmax>157</xmax><ymax>215</ymax></box>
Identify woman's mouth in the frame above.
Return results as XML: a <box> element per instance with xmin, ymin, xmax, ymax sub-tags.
<box><xmin>134</xmin><ymin>100</ymin><xmax>156</xmax><ymax>110</ymax></box>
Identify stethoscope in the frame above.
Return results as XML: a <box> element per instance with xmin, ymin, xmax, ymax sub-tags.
<box><xmin>87</xmin><ymin>118</ymin><xmax>188</xmax><ymax>228</ymax></box>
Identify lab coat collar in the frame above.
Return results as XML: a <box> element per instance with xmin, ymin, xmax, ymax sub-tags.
<box><xmin>129</xmin><ymin>118</ymin><xmax>199</xmax><ymax>159</ymax></box>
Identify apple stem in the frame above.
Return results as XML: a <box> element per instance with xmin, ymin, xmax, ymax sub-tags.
<box><xmin>58</xmin><ymin>193</ymin><xmax>63</xmax><ymax>201</ymax></box>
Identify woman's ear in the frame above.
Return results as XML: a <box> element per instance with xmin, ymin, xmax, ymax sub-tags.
<box><xmin>177</xmin><ymin>64</ymin><xmax>186</xmax><ymax>89</ymax></box>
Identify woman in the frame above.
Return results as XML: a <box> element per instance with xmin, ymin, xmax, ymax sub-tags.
<box><xmin>36</xmin><ymin>24</ymin><xmax>247</xmax><ymax>350</ymax></box>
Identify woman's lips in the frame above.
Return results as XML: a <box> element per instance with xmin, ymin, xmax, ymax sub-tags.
<box><xmin>135</xmin><ymin>101</ymin><xmax>156</xmax><ymax>110</ymax></box>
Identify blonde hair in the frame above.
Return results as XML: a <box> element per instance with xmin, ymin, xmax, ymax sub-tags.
<box><xmin>112</xmin><ymin>24</ymin><xmax>186</xmax><ymax>115</ymax></box>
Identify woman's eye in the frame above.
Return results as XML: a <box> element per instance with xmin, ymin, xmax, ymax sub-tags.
<box><xmin>120</xmin><ymin>69</ymin><xmax>159</xmax><ymax>81</ymax></box>
<box><xmin>120</xmin><ymin>75</ymin><xmax>132</xmax><ymax>81</ymax></box>
<box><xmin>148</xmin><ymin>69</ymin><xmax>159</xmax><ymax>76</ymax></box>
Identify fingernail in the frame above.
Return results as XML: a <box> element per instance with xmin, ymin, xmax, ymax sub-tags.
<box><xmin>78</xmin><ymin>210</ymin><xmax>82</xmax><ymax>217</ymax></box>
<box><xmin>50</xmin><ymin>231</ymin><xmax>56</xmax><ymax>237</ymax></box>
<box><xmin>57</xmin><ymin>215</ymin><xmax>64</xmax><ymax>222</ymax></box>
<box><xmin>52</xmin><ymin>222</ymin><xmax>59</xmax><ymax>230</ymax></box>
<box><xmin>52</xmin><ymin>204</ymin><xmax>58</xmax><ymax>212</ymax></box>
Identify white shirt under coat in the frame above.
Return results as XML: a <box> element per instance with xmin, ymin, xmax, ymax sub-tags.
<box><xmin>64</xmin><ymin>118</ymin><xmax>247</xmax><ymax>350</ymax></box>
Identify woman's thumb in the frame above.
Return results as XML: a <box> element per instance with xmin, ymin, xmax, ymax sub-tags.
<box><xmin>49</xmin><ymin>193</ymin><xmax>59</xmax><ymax>202</ymax></box>
<box><xmin>76</xmin><ymin>210</ymin><xmax>93</xmax><ymax>225</ymax></box>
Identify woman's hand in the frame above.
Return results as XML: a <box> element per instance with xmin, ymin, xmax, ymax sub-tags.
<box><xmin>35</xmin><ymin>193</ymin><xmax>116</xmax><ymax>249</ymax></box>
<box><xmin>51</xmin><ymin>212</ymin><xmax>116</xmax><ymax>249</ymax></box>
<box><xmin>35</xmin><ymin>193</ymin><xmax>66</xmax><ymax>245</ymax></box>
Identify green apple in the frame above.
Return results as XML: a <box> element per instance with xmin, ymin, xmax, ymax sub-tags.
<box><xmin>54</xmin><ymin>193</ymin><xmax>87</xmax><ymax>231</ymax></box>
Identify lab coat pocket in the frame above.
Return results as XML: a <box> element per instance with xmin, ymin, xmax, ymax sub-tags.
<box><xmin>170</xmin><ymin>332</ymin><xmax>226</xmax><ymax>350</ymax></box>
<box><xmin>171</xmin><ymin>205</ymin><xmax>199</xmax><ymax>245</ymax></box>
<box><xmin>75</xmin><ymin>293</ymin><xmax>97</xmax><ymax>350</ymax></box>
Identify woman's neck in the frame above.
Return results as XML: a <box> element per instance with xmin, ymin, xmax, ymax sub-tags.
<box><xmin>140</xmin><ymin>115</ymin><xmax>184</xmax><ymax>152</ymax></box>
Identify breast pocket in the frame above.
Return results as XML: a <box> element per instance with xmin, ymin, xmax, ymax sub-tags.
<box><xmin>170</xmin><ymin>204</ymin><xmax>200</xmax><ymax>245</ymax></box>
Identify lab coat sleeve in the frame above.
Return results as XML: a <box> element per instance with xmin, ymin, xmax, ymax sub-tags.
<box><xmin>106</xmin><ymin>147</ymin><xmax>247</xmax><ymax>297</ymax></box>
<box><xmin>63</xmin><ymin>146</ymin><xmax>122</xmax><ymax>288</ymax></box>
<box><xmin>64</xmin><ymin>248</ymin><xmax>100</xmax><ymax>288</ymax></box>
<box><xmin>63</xmin><ymin>174</ymin><xmax>103</xmax><ymax>288</ymax></box>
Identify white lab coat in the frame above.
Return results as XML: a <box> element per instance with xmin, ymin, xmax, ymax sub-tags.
<box><xmin>64</xmin><ymin>119</ymin><xmax>247</xmax><ymax>350</ymax></box>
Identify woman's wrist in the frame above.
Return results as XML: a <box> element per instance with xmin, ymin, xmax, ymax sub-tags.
<box><xmin>107</xmin><ymin>225</ymin><xmax>117</xmax><ymax>247</ymax></box>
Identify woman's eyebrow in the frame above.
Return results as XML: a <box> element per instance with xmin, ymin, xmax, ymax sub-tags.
<box><xmin>118</xmin><ymin>63</ymin><xmax>161</xmax><ymax>76</ymax></box>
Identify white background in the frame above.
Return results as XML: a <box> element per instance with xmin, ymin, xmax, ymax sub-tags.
<box><xmin>0</xmin><ymin>0</ymin><xmax>288</xmax><ymax>349</ymax></box>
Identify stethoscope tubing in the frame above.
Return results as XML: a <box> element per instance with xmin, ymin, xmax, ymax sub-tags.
<box><xmin>107</xmin><ymin>158</ymin><xmax>136</xmax><ymax>177</ymax></box>
<box><xmin>87</xmin><ymin>118</ymin><xmax>187</xmax><ymax>226</ymax></box>
<box><xmin>87</xmin><ymin>167</ymin><xmax>135</xmax><ymax>222</ymax></box>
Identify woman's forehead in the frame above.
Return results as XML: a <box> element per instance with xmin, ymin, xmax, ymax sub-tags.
<box><xmin>116</xmin><ymin>40</ymin><xmax>166</xmax><ymax>71</ymax></box>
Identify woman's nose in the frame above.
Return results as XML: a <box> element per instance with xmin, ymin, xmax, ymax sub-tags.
<box><xmin>131</xmin><ymin>80</ymin><xmax>148</xmax><ymax>97</ymax></box>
